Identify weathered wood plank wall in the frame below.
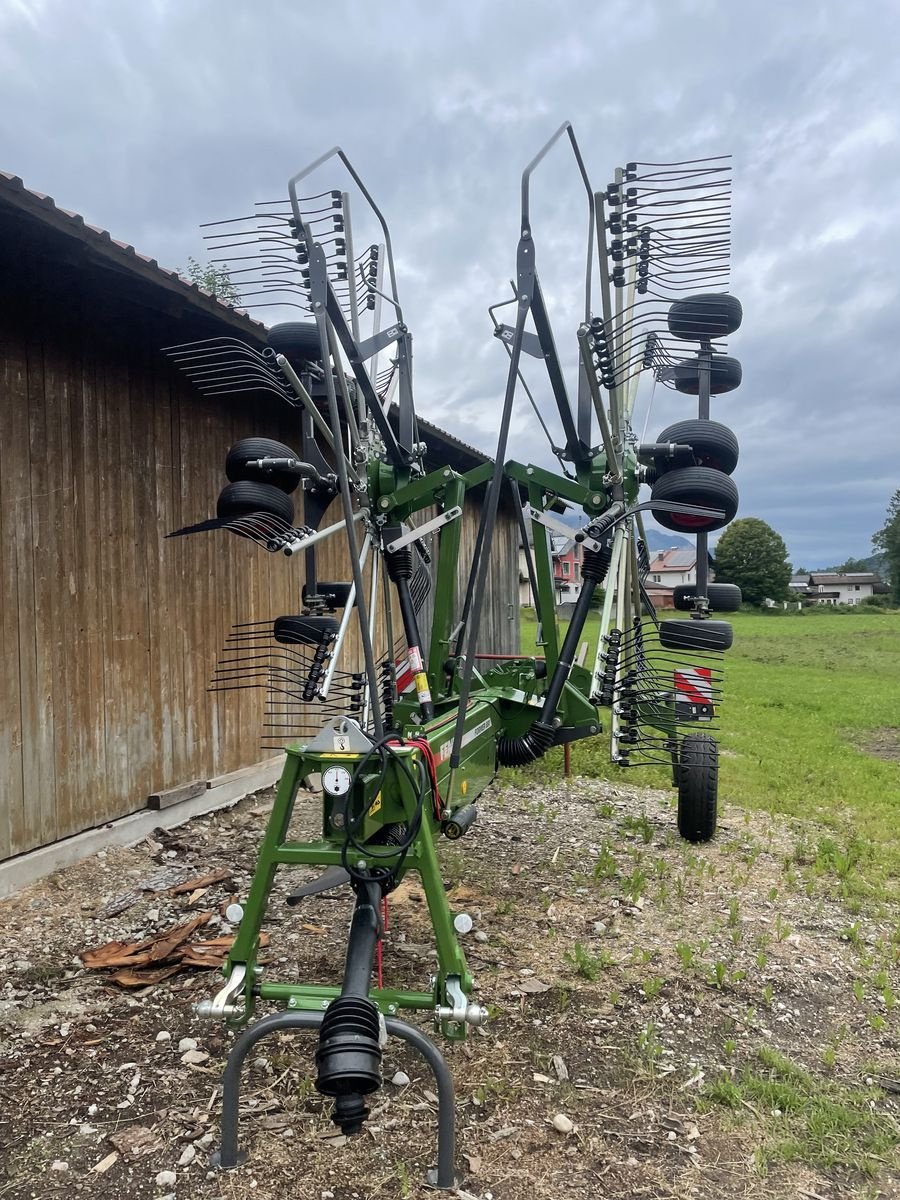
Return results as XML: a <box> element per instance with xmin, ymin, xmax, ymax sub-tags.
<box><xmin>0</xmin><ymin>310</ymin><xmax>519</xmax><ymax>861</ymax></box>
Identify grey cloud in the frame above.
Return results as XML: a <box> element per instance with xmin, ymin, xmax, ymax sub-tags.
<box><xmin>2</xmin><ymin>0</ymin><xmax>898</xmax><ymax>566</ymax></box>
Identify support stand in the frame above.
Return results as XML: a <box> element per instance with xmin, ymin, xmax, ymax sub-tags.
<box><xmin>211</xmin><ymin>1010</ymin><xmax>461</xmax><ymax>1190</ymax></box>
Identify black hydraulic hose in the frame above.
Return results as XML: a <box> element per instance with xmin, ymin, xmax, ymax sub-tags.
<box><xmin>385</xmin><ymin>532</ymin><xmax>434</xmax><ymax>720</ymax></box>
<box><xmin>537</xmin><ymin>562</ymin><xmax>600</xmax><ymax>720</ymax></box>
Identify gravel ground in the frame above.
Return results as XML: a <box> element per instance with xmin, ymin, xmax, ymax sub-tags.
<box><xmin>1</xmin><ymin>774</ymin><xmax>898</xmax><ymax>1199</ymax></box>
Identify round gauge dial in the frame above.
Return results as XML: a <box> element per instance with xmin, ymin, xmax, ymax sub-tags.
<box><xmin>322</xmin><ymin>765</ymin><xmax>352</xmax><ymax>797</ymax></box>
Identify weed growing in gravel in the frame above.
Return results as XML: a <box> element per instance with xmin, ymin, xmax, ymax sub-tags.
<box><xmin>676</xmin><ymin>941</ymin><xmax>696</xmax><ymax>971</ymax></box>
<box><xmin>637</xmin><ymin>1021</ymin><xmax>663</xmax><ymax>1071</ymax></box>
<box><xmin>396</xmin><ymin>1161</ymin><xmax>412</xmax><ymax>1197</ymax></box>
<box><xmin>774</xmin><ymin>914</ymin><xmax>792</xmax><ymax>942</ymax></box>
<box><xmin>621</xmin><ymin>813</ymin><xmax>653</xmax><ymax>844</ymax></box>
<box><xmin>566</xmin><ymin>942</ymin><xmax>612</xmax><ymax>980</ymax></box>
<box><xmin>593</xmin><ymin>840</ymin><xmax>617</xmax><ymax>881</ymax></box>
<box><xmin>624</xmin><ymin>866</ymin><xmax>648</xmax><ymax>903</ymax></box>
<box><xmin>642</xmin><ymin>977</ymin><xmax>665</xmax><ymax>999</ymax></box>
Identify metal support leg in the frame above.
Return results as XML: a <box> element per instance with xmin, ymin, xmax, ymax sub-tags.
<box><xmin>212</xmin><ymin>1011</ymin><xmax>460</xmax><ymax>1190</ymax></box>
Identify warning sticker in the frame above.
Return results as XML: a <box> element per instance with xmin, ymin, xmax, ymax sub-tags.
<box><xmin>437</xmin><ymin>718</ymin><xmax>492</xmax><ymax>764</ymax></box>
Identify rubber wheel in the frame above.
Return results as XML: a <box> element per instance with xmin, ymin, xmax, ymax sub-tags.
<box><xmin>659</xmin><ymin>618</ymin><xmax>733</xmax><ymax>652</ymax></box>
<box><xmin>273</xmin><ymin>614</ymin><xmax>339</xmax><ymax>647</ymax></box>
<box><xmin>650</xmin><ymin>467</ymin><xmax>738</xmax><ymax>532</ymax></box>
<box><xmin>268</xmin><ymin>322</ymin><xmax>323</xmax><ymax>362</ymax></box>
<box><xmin>673</xmin><ymin>583</ymin><xmax>742</xmax><ymax>612</ymax></box>
<box><xmin>672</xmin><ymin>355</ymin><xmax>742</xmax><ymax>395</ymax></box>
<box><xmin>225</xmin><ymin>438</ymin><xmax>302</xmax><ymax>493</ymax></box>
<box><xmin>656</xmin><ymin>420</ymin><xmax>739</xmax><ymax>475</ymax></box>
<box><xmin>216</xmin><ymin>481</ymin><xmax>295</xmax><ymax>524</ymax></box>
<box><xmin>667</xmin><ymin>293</ymin><xmax>742</xmax><ymax>341</ymax></box>
<box><xmin>677</xmin><ymin>734</ymin><xmax>718</xmax><ymax>842</ymax></box>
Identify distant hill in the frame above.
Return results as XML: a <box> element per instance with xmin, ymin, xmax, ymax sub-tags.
<box><xmin>644</xmin><ymin>529</ymin><xmax>692</xmax><ymax>553</ymax></box>
<box><xmin>810</xmin><ymin>552</ymin><xmax>889</xmax><ymax>579</ymax></box>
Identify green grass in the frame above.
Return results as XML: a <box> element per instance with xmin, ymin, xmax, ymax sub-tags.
<box><xmin>519</xmin><ymin>609</ymin><xmax>900</xmax><ymax>898</ymax></box>
<box><xmin>701</xmin><ymin>1046</ymin><xmax>897</xmax><ymax>1177</ymax></box>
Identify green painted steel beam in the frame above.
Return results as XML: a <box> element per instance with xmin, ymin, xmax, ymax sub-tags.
<box><xmin>259</xmin><ymin>983</ymin><xmax>434</xmax><ymax>1015</ymax></box>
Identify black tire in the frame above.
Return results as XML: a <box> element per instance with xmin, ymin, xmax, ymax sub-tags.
<box><xmin>273</xmin><ymin>614</ymin><xmax>339</xmax><ymax>647</ymax></box>
<box><xmin>667</xmin><ymin>293</ymin><xmax>742</xmax><ymax>342</ymax></box>
<box><xmin>267</xmin><ymin>322</ymin><xmax>323</xmax><ymax>362</ymax></box>
<box><xmin>656</xmin><ymin>420</ymin><xmax>739</xmax><ymax>476</ymax></box>
<box><xmin>672</xmin><ymin>355</ymin><xmax>742</xmax><ymax>395</ymax></box>
<box><xmin>659</xmin><ymin>618</ymin><xmax>733</xmax><ymax>652</ymax></box>
<box><xmin>226</xmin><ymin>438</ymin><xmax>302</xmax><ymax>493</ymax></box>
<box><xmin>650</xmin><ymin>466</ymin><xmax>738</xmax><ymax>533</ymax></box>
<box><xmin>216</xmin><ymin>481</ymin><xmax>295</xmax><ymax>524</ymax></box>
<box><xmin>677</xmin><ymin>734</ymin><xmax>718</xmax><ymax>842</ymax></box>
<box><xmin>673</xmin><ymin>583</ymin><xmax>742</xmax><ymax>613</ymax></box>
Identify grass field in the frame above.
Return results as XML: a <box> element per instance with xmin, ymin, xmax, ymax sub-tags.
<box><xmin>520</xmin><ymin>608</ymin><xmax>900</xmax><ymax>901</ymax></box>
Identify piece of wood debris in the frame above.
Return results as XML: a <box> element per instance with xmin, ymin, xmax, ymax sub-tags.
<box><xmin>90</xmin><ymin>1151</ymin><xmax>120</xmax><ymax>1174</ymax></box>
<box><xmin>551</xmin><ymin>1054</ymin><xmax>569</xmax><ymax>1082</ymax></box>
<box><xmin>147</xmin><ymin>779</ymin><xmax>206</xmax><ymax>810</ymax></box>
<box><xmin>107</xmin><ymin>965</ymin><xmax>183</xmax><ymax>989</ymax></box>
<box><xmin>108</xmin><ymin>1125</ymin><xmax>163</xmax><ymax>1158</ymax></box>
<box><xmin>169</xmin><ymin>868</ymin><xmax>232</xmax><ymax>895</ymax></box>
<box><xmin>96</xmin><ymin>891</ymin><xmax>144</xmax><ymax>919</ymax></box>
<box><xmin>515</xmin><ymin>978</ymin><xmax>551</xmax><ymax>994</ymax></box>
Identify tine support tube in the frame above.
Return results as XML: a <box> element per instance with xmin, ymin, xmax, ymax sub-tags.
<box><xmin>309</xmin><ymin>240</ymin><xmax>383</xmax><ymax>738</ymax></box>
<box><xmin>319</xmin><ymin>533</ymin><xmax>371</xmax><ymax>699</ymax></box>
<box><xmin>576</xmin><ymin>326</ymin><xmax>620</xmax><ymax>477</ymax></box>
<box><xmin>592</xmin><ymin>526</ymin><xmax>624</xmax><ymax>699</ymax></box>
<box><xmin>275</xmin><ymin>354</ymin><xmax>343</xmax><ymax>457</ymax></box>
<box><xmin>282</xmin><ymin>511</ymin><xmax>366</xmax><ymax>557</ymax></box>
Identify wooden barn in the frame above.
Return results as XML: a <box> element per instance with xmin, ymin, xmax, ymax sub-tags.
<box><xmin>0</xmin><ymin>173</ymin><xmax>519</xmax><ymax>868</ymax></box>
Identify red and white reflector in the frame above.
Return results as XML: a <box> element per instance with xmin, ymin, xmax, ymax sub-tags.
<box><xmin>674</xmin><ymin>666</ymin><xmax>713</xmax><ymax>706</ymax></box>
<box><xmin>395</xmin><ymin>656</ymin><xmax>415</xmax><ymax>694</ymax></box>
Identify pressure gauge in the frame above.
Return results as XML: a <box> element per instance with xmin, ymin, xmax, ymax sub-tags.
<box><xmin>322</xmin><ymin>765</ymin><xmax>352</xmax><ymax>797</ymax></box>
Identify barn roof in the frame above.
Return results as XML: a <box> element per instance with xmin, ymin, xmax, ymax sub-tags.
<box><xmin>0</xmin><ymin>170</ymin><xmax>264</xmax><ymax>340</ymax></box>
<box><xmin>0</xmin><ymin>169</ymin><xmax>500</xmax><ymax>474</ymax></box>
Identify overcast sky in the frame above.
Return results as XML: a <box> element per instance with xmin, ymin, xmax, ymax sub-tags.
<box><xmin>2</xmin><ymin>0</ymin><xmax>898</xmax><ymax>568</ymax></box>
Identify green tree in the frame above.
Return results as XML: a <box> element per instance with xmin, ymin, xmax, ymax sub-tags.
<box><xmin>713</xmin><ymin>518</ymin><xmax>792</xmax><ymax>605</ymax></box>
<box><xmin>183</xmin><ymin>256</ymin><xmax>240</xmax><ymax>304</ymax></box>
<box><xmin>873</xmin><ymin>490</ymin><xmax>900</xmax><ymax>603</ymax></box>
<box><xmin>835</xmin><ymin>556</ymin><xmax>870</xmax><ymax>573</ymax></box>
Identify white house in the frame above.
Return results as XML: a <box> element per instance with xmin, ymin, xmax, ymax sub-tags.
<box><xmin>802</xmin><ymin>573</ymin><xmax>888</xmax><ymax>605</ymax></box>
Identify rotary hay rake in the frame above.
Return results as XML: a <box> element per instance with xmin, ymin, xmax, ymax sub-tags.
<box><xmin>166</xmin><ymin>125</ymin><xmax>744</xmax><ymax>1185</ymax></box>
